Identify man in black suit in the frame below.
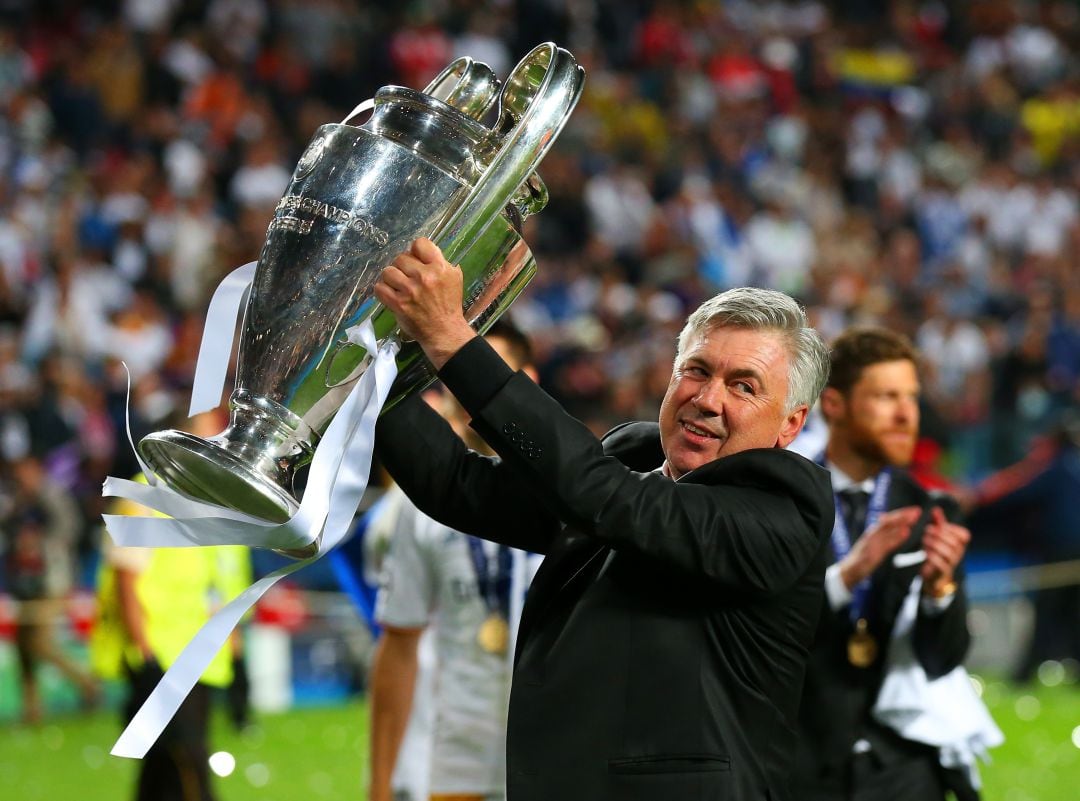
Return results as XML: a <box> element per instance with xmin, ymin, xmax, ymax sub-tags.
<box><xmin>792</xmin><ymin>327</ymin><xmax>974</xmax><ymax>801</ymax></box>
<box><xmin>371</xmin><ymin>238</ymin><xmax>834</xmax><ymax>801</ymax></box>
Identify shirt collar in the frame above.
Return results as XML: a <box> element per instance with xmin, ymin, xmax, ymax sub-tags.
<box><xmin>825</xmin><ymin>460</ymin><xmax>877</xmax><ymax>494</ymax></box>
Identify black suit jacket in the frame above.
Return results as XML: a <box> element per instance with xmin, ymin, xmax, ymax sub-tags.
<box><xmin>376</xmin><ymin>338</ymin><xmax>834</xmax><ymax>801</ymax></box>
<box><xmin>793</xmin><ymin>469</ymin><xmax>972</xmax><ymax>790</ymax></box>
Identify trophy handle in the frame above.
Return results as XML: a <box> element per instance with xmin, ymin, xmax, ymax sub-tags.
<box><xmin>377</xmin><ymin>43</ymin><xmax>581</xmax><ymax>348</ymax></box>
<box><xmin>431</xmin><ymin>42</ymin><xmax>585</xmax><ymax>265</ymax></box>
<box><xmin>423</xmin><ymin>57</ymin><xmax>500</xmax><ymax>121</ymax></box>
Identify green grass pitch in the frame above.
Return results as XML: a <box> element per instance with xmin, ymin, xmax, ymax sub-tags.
<box><xmin>0</xmin><ymin>676</ymin><xmax>1077</xmax><ymax>800</ymax></box>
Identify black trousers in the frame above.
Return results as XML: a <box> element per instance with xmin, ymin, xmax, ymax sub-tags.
<box><xmin>798</xmin><ymin>753</ymin><xmax>944</xmax><ymax>801</ymax></box>
<box><xmin>848</xmin><ymin>750</ymin><xmax>946</xmax><ymax>801</ymax></box>
<box><xmin>797</xmin><ymin>734</ymin><xmax>980</xmax><ymax>801</ymax></box>
<box><xmin>125</xmin><ymin>662</ymin><xmax>215</xmax><ymax>801</ymax></box>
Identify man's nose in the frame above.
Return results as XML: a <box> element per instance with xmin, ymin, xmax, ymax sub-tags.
<box><xmin>896</xmin><ymin>398</ymin><xmax>918</xmax><ymax>423</ymax></box>
<box><xmin>692</xmin><ymin>381</ymin><xmax>724</xmax><ymax>416</ymax></box>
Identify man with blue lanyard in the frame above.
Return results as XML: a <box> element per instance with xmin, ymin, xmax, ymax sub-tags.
<box><xmin>792</xmin><ymin>327</ymin><xmax>975</xmax><ymax>801</ymax></box>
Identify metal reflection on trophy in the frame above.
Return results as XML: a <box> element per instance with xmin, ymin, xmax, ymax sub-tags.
<box><xmin>136</xmin><ymin>43</ymin><xmax>585</xmax><ymax>556</ymax></box>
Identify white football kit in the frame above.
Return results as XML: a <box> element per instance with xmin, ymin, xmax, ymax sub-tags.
<box><xmin>375</xmin><ymin>486</ymin><xmax>540</xmax><ymax>799</ymax></box>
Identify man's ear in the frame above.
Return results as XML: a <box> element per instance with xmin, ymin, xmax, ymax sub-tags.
<box><xmin>777</xmin><ymin>405</ymin><xmax>809</xmax><ymax>448</ymax></box>
<box><xmin>819</xmin><ymin>386</ymin><xmax>845</xmax><ymax>425</ymax></box>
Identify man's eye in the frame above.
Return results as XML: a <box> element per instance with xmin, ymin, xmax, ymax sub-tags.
<box><xmin>683</xmin><ymin>366</ymin><xmax>707</xmax><ymax>377</ymax></box>
<box><xmin>733</xmin><ymin>381</ymin><xmax>755</xmax><ymax>394</ymax></box>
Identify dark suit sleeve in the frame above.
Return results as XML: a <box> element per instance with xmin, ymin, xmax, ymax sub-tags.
<box><xmin>439</xmin><ymin>338</ymin><xmax>834</xmax><ymax>595</ymax></box>
<box><xmin>912</xmin><ymin>494</ymin><xmax>972</xmax><ymax>677</ymax></box>
<box><xmin>374</xmin><ymin>347</ymin><xmax>559</xmax><ymax>554</ymax></box>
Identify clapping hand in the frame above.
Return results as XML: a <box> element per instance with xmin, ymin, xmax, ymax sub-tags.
<box><xmin>838</xmin><ymin>506</ymin><xmax>921</xmax><ymax>590</ymax></box>
<box><xmin>921</xmin><ymin>506</ymin><xmax>970</xmax><ymax>597</ymax></box>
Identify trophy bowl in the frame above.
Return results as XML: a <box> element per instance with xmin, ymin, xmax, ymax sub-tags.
<box><xmin>137</xmin><ymin>44</ymin><xmax>585</xmax><ymax>555</ymax></box>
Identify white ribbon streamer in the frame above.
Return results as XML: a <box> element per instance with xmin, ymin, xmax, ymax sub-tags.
<box><xmin>104</xmin><ymin>294</ymin><xmax>399</xmax><ymax>757</ymax></box>
<box><xmin>872</xmin><ymin>577</ymin><xmax>1004</xmax><ymax>788</ymax></box>
<box><xmin>341</xmin><ymin>98</ymin><xmax>375</xmax><ymax>126</ymax></box>
<box><xmin>188</xmin><ymin>262</ymin><xmax>256</xmax><ymax>417</ymax></box>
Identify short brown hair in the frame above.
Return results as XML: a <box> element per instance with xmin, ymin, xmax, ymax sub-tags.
<box><xmin>827</xmin><ymin>327</ymin><xmax>918</xmax><ymax>395</ymax></box>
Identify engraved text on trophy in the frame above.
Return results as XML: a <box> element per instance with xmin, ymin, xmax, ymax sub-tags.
<box><xmin>271</xmin><ymin>194</ymin><xmax>390</xmax><ymax>245</ymax></box>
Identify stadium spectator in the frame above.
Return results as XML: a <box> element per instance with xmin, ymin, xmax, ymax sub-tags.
<box><xmin>964</xmin><ymin>411</ymin><xmax>1080</xmax><ymax>682</ymax></box>
<box><xmin>2</xmin><ymin>453</ymin><xmax>99</xmax><ymax>722</ymax></box>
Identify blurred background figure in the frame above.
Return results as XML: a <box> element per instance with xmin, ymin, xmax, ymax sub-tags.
<box><xmin>963</xmin><ymin>410</ymin><xmax>1080</xmax><ymax>683</ymax></box>
<box><xmin>794</xmin><ymin>327</ymin><xmax>985</xmax><ymax>801</ymax></box>
<box><xmin>89</xmin><ymin>411</ymin><xmax>251</xmax><ymax>801</ymax></box>
<box><xmin>359</xmin><ymin>479</ymin><xmax>437</xmax><ymax>801</ymax></box>
<box><xmin>368</xmin><ymin>322</ymin><xmax>541</xmax><ymax>801</ymax></box>
<box><xmin>2</xmin><ymin>453</ymin><xmax>100</xmax><ymax>723</ymax></box>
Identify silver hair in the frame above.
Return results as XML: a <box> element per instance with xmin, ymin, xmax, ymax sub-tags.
<box><xmin>676</xmin><ymin>286</ymin><xmax>830</xmax><ymax>412</ymax></box>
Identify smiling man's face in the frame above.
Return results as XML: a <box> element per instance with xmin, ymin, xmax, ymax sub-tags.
<box><xmin>658</xmin><ymin>326</ymin><xmax>807</xmax><ymax>479</ymax></box>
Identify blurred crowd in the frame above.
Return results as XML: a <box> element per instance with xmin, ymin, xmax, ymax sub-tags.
<box><xmin>0</xmin><ymin>0</ymin><xmax>1077</xmax><ymax>597</ymax></box>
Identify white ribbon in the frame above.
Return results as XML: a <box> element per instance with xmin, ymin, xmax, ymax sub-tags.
<box><xmin>872</xmin><ymin>577</ymin><xmax>1004</xmax><ymax>788</ymax></box>
<box><xmin>103</xmin><ymin>266</ymin><xmax>400</xmax><ymax>758</ymax></box>
<box><xmin>189</xmin><ymin>262</ymin><xmax>256</xmax><ymax>417</ymax></box>
<box><xmin>341</xmin><ymin>98</ymin><xmax>375</xmax><ymax>126</ymax></box>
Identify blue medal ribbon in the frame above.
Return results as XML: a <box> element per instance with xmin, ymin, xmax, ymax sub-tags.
<box><xmin>467</xmin><ymin>536</ymin><xmax>512</xmax><ymax>618</ymax></box>
<box><xmin>830</xmin><ymin>469</ymin><xmax>892</xmax><ymax>622</ymax></box>
<box><xmin>816</xmin><ymin>453</ymin><xmax>892</xmax><ymax>623</ymax></box>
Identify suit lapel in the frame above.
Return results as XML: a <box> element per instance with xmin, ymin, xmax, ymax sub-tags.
<box><xmin>870</xmin><ymin>475</ymin><xmax>929</xmax><ymax>628</ymax></box>
<box><xmin>513</xmin><ymin>425</ymin><xmax>659</xmax><ymax>654</ymax></box>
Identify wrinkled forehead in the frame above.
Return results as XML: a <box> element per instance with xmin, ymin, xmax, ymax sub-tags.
<box><xmin>850</xmin><ymin>358</ymin><xmax>921</xmax><ymax>395</ymax></box>
<box><xmin>685</xmin><ymin>323</ymin><xmax>790</xmax><ymax>358</ymax></box>
<box><xmin>684</xmin><ymin>325</ymin><xmax>793</xmax><ymax>382</ymax></box>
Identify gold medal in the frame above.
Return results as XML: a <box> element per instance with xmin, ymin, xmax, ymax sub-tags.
<box><xmin>847</xmin><ymin>618</ymin><xmax>878</xmax><ymax>668</ymax></box>
<box><xmin>477</xmin><ymin>614</ymin><xmax>510</xmax><ymax>655</ymax></box>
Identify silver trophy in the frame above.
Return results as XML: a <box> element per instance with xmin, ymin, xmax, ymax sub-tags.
<box><xmin>137</xmin><ymin>43</ymin><xmax>585</xmax><ymax>555</ymax></box>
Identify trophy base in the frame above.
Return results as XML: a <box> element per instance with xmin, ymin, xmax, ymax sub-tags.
<box><xmin>137</xmin><ymin>430</ymin><xmax>318</xmax><ymax>559</ymax></box>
